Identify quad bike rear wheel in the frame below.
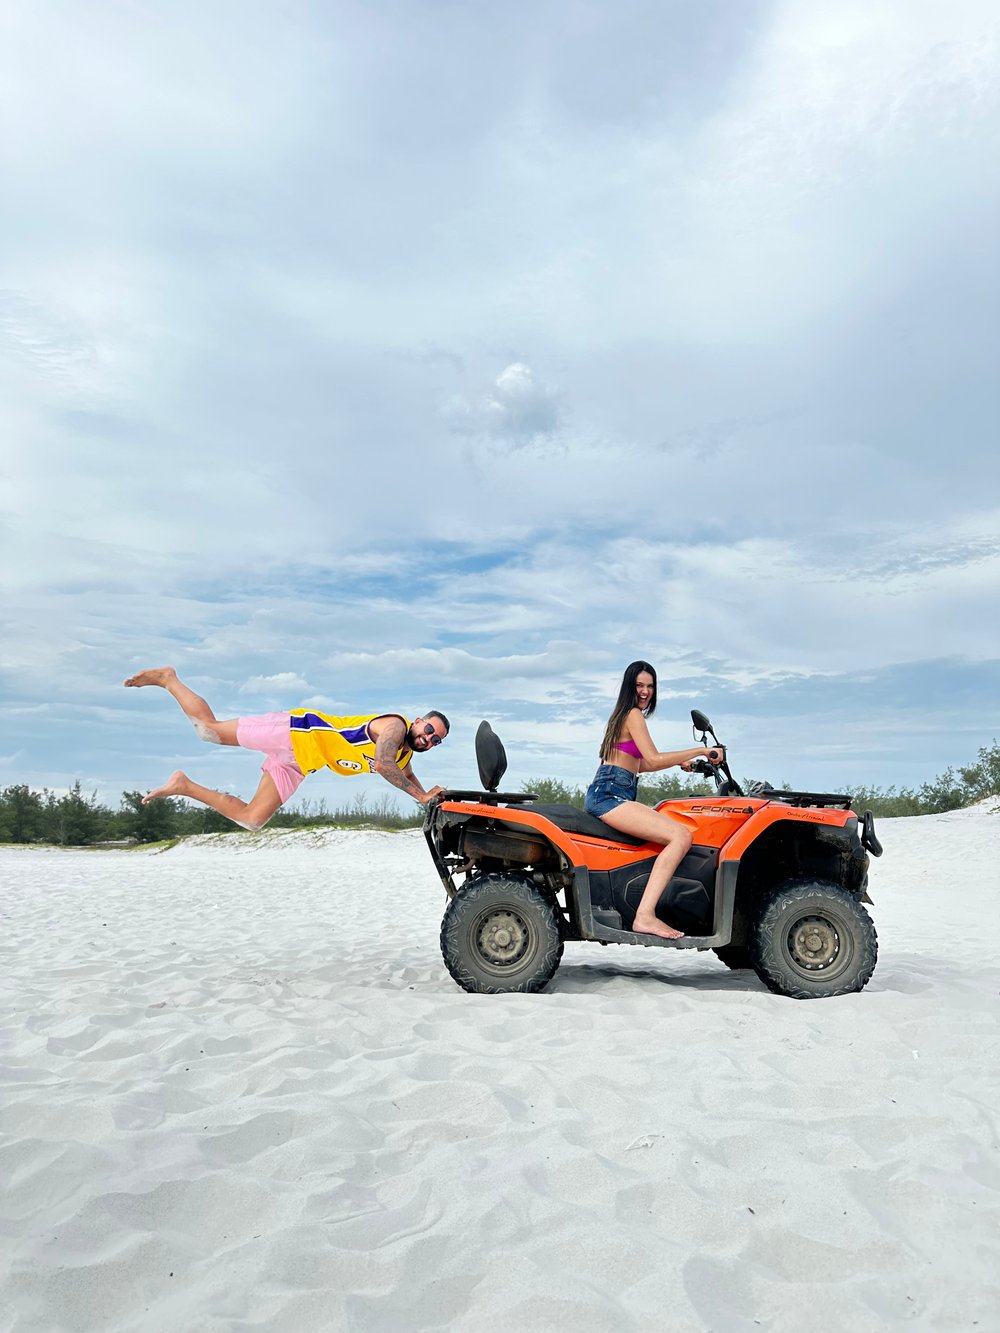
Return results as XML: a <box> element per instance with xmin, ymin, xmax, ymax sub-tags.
<box><xmin>440</xmin><ymin>872</ymin><xmax>564</xmax><ymax>994</ymax></box>
<box><xmin>751</xmin><ymin>878</ymin><xmax>878</xmax><ymax>999</ymax></box>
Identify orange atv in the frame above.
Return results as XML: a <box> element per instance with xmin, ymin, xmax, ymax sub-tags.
<box><xmin>423</xmin><ymin>711</ymin><xmax>882</xmax><ymax>1000</ymax></box>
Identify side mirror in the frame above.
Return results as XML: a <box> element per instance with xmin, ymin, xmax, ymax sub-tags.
<box><xmin>691</xmin><ymin>709</ymin><xmax>712</xmax><ymax>734</ymax></box>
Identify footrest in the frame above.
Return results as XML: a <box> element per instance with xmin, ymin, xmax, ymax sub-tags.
<box><xmin>590</xmin><ymin>923</ymin><xmax>716</xmax><ymax>950</ymax></box>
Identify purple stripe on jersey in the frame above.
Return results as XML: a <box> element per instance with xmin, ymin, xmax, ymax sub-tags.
<box><xmin>289</xmin><ymin>713</ymin><xmax>335</xmax><ymax>731</ymax></box>
<box><xmin>289</xmin><ymin>715</ymin><xmax>371</xmax><ymax>747</ymax></box>
<box><xmin>338</xmin><ymin>724</ymin><xmax>370</xmax><ymax>745</ymax></box>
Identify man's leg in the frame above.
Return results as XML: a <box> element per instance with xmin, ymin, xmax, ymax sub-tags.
<box><xmin>123</xmin><ymin>666</ymin><xmax>240</xmax><ymax>745</ymax></box>
<box><xmin>143</xmin><ymin>770</ymin><xmax>283</xmax><ymax>830</ymax></box>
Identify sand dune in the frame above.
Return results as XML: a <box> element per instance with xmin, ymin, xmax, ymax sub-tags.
<box><xmin>1</xmin><ymin>807</ymin><xmax>998</xmax><ymax>1331</ymax></box>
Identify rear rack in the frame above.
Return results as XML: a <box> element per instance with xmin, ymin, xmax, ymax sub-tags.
<box><xmin>435</xmin><ymin>789</ymin><xmax>538</xmax><ymax>806</ymax></box>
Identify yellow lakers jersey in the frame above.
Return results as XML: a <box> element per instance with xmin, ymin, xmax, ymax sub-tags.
<box><xmin>287</xmin><ymin>711</ymin><xmax>412</xmax><ymax>777</ymax></box>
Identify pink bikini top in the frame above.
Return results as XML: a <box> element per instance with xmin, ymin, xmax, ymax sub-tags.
<box><xmin>615</xmin><ymin>739</ymin><xmax>642</xmax><ymax>758</ymax></box>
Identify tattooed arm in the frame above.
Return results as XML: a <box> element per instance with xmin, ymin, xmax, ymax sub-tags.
<box><xmin>399</xmin><ymin>761</ymin><xmax>444</xmax><ymax>804</ymax></box>
<box><xmin>371</xmin><ymin>716</ymin><xmax>441</xmax><ymax>804</ymax></box>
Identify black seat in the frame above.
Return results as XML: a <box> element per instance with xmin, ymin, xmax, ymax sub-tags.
<box><xmin>526</xmin><ymin>803</ymin><xmax>649</xmax><ymax>848</ymax></box>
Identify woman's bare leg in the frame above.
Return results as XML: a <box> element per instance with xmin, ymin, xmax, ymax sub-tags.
<box><xmin>143</xmin><ymin>771</ymin><xmax>283</xmax><ymax>830</ymax></box>
<box><xmin>599</xmin><ymin>801</ymin><xmax>693</xmax><ymax>939</ymax></box>
<box><xmin>123</xmin><ymin>666</ymin><xmax>240</xmax><ymax>745</ymax></box>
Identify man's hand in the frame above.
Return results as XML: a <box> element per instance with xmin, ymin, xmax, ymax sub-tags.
<box><xmin>420</xmin><ymin>785</ymin><xmax>445</xmax><ymax>805</ymax></box>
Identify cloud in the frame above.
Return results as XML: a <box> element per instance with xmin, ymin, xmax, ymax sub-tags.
<box><xmin>0</xmin><ymin>290</ymin><xmax>101</xmax><ymax>399</ymax></box>
<box><xmin>239</xmin><ymin>672</ymin><xmax>312</xmax><ymax>697</ymax></box>
<box><xmin>445</xmin><ymin>362</ymin><xmax>563</xmax><ymax>445</ymax></box>
<box><xmin>0</xmin><ymin>0</ymin><xmax>996</xmax><ymax>805</ymax></box>
<box><xmin>325</xmin><ymin>642</ymin><xmax>582</xmax><ymax>681</ymax></box>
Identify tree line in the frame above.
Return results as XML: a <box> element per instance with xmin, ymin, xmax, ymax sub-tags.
<box><xmin>0</xmin><ymin>784</ymin><xmax>423</xmax><ymax>846</ymax></box>
<box><xmin>1</xmin><ymin>740</ymin><xmax>997</xmax><ymax>846</ymax></box>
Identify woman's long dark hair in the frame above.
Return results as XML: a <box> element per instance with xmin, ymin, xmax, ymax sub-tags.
<box><xmin>599</xmin><ymin>660</ymin><xmax>658</xmax><ymax>760</ymax></box>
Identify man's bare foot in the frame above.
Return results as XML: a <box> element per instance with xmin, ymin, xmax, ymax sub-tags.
<box><xmin>143</xmin><ymin>771</ymin><xmax>189</xmax><ymax>804</ymax></box>
<box><xmin>124</xmin><ymin>666</ymin><xmax>177</xmax><ymax>689</ymax></box>
<box><xmin>631</xmin><ymin>915</ymin><xmax>684</xmax><ymax>940</ymax></box>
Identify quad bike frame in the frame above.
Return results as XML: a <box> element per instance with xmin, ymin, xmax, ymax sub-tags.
<box><xmin>424</xmin><ymin>714</ymin><xmax>883</xmax><ymax>999</ymax></box>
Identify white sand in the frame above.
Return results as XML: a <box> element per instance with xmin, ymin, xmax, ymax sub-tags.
<box><xmin>1</xmin><ymin>807</ymin><xmax>998</xmax><ymax>1332</ymax></box>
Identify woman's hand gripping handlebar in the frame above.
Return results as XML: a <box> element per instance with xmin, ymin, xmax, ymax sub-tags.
<box><xmin>683</xmin><ymin>746</ymin><xmax>727</xmax><ymax>777</ymax></box>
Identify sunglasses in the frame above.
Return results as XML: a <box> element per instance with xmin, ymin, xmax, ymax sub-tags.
<box><xmin>422</xmin><ymin>723</ymin><xmax>444</xmax><ymax>746</ymax></box>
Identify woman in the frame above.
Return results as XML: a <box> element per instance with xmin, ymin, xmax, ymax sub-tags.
<box><xmin>584</xmin><ymin>661</ymin><xmax>723</xmax><ymax>940</ymax></box>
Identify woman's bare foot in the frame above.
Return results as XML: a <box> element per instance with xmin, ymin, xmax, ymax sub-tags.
<box><xmin>143</xmin><ymin>771</ymin><xmax>189</xmax><ymax>804</ymax></box>
<box><xmin>124</xmin><ymin>666</ymin><xmax>177</xmax><ymax>688</ymax></box>
<box><xmin>631</xmin><ymin>914</ymin><xmax>684</xmax><ymax>940</ymax></box>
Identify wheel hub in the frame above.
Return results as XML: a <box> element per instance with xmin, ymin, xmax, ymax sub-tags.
<box><xmin>788</xmin><ymin>915</ymin><xmax>840</xmax><ymax>970</ymax></box>
<box><xmin>476</xmin><ymin>909</ymin><xmax>530</xmax><ymax>967</ymax></box>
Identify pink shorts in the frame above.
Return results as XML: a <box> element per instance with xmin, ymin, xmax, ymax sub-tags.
<box><xmin>236</xmin><ymin>712</ymin><xmax>306</xmax><ymax>804</ymax></box>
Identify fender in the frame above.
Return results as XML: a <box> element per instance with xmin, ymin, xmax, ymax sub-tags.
<box><xmin>435</xmin><ymin>799</ymin><xmax>582</xmax><ymax>864</ymax></box>
<box><xmin>717</xmin><ymin>802</ymin><xmax>856</xmax><ymax>863</ymax></box>
<box><xmin>435</xmin><ymin>799</ymin><xmax>658</xmax><ymax>872</ymax></box>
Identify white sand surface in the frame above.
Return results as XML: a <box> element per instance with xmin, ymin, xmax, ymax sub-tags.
<box><xmin>1</xmin><ymin>807</ymin><xmax>999</xmax><ymax>1332</ymax></box>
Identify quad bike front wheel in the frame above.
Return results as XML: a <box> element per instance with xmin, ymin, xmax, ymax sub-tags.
<box><xmin>440</xmin><ymin>872</ymin><xmax>564</xmax><ymax>994</ymax></box>
<box><xmin>751</xmin><ymin>878</ymin><xmax>878</xmax><ymax>999</ymax></box>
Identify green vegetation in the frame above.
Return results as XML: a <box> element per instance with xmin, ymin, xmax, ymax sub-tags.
<box><xmin>0</xmin><ymin>785</ymin><xmax>423</xmax><ymax>846</ymax></box>
<box><xmin>1</xmin><ymin>740</ymin><xmax>996</xmax><ymax>847</ymax></box>
<box><xmin>842</xmin><ymin>739</ymin><xmax>1000</xmax><ymax>818</ymax></box>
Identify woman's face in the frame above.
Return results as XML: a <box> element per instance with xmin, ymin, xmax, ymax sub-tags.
<box><xmin>634</xmin><ymin>671</ymin><xmax>655</xmax><ymax>710</ymax></box>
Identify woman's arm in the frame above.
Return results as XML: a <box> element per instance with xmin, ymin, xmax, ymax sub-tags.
<box><xmin>627</xmin><ymin>709</ymin><xmax>721</xmax><ymax>773</ymax></box>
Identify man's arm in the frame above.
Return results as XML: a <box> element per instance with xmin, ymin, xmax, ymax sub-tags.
<box><xmin>371</xmin><ymin>717</ymin><xmax>441</xmax><ymax>805</ymax></box>
<box><xmin>399</xmin><ymin>762</ymin><xmax>445</xmax><ymax>804</ymax></box>
<box><xmin>400</xmin><ymin>761</ymin><xmax>426</xmax><ymax>797</ymax></box>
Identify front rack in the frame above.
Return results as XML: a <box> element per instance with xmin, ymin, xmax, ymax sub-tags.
<box><xmin>765</xmin><ymin>790</ymin><xmax>853</xmax><ymax>810</ymax></box>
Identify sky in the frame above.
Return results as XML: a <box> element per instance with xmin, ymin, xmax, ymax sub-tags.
<box><xmin>1</xmin><ymin>0</ymin><xmax>998</xmax><ymax>812</ymax></box>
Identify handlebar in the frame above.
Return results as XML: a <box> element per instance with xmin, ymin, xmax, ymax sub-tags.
<box><xmin>689</xmin><ymin>752</ymin><xmax>724</xmax><ymax>777</ymax></box>
<box><xmin>687</xmin><ymin>746</ymin><xmax>739</xmax><ymax>792</ymax></box>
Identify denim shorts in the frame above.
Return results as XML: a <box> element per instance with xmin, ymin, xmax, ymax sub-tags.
<box><xmin>584</xmin><ymin>763</ymin><xmax>639</xmax><ymax>818</ymax></box>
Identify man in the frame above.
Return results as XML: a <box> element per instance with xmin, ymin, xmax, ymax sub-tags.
<box><xmin>123</xmin><ymin>666</ymin><xmax>449</xmax><ymax>829</ymax></box>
